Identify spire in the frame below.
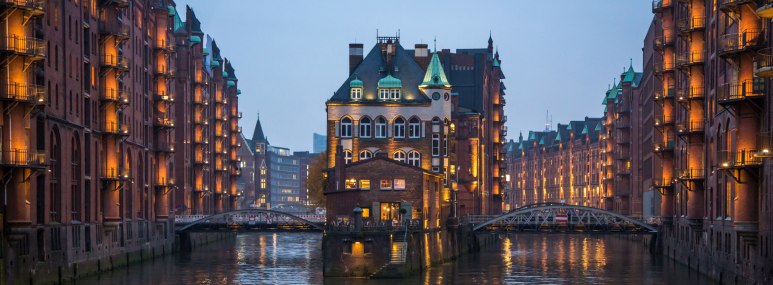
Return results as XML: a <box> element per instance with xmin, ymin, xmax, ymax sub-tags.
<box><xmin>487</xmin><ymin>32</ymin><xmax>493</xmax><ymax>54</ymax></box>
<box><xmin>251</xmin><ymin>115</ymin><xmax>268</xmax><ymax>144</ymax></box>
<box><xmin>420</xmin><ymin>51</ymin><xmax>451</xmax><ymax>88</ymax></box>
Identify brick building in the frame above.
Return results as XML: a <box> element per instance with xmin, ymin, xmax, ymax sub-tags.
<box><xmin>0</xmin><ymin>1</ymin><xmax>243</xmax><ymax>283</ymax></box>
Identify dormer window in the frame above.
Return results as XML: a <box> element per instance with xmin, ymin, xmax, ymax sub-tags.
<box><xmin>377</xmin><ymin>74</ymin><xmax>402</xmax><ymax>101</ymax></box>
<box><xmin>350</xmin><ymin>88</ymin><xmax>362</xmax><ymax>100</ymax></box>
<box><xmin>390</xmin><ymin>89</ymin><xmax>400</xmax><ymax>100</ymax></box>
<box><xmin>379</xmin><ymin>89</ymin><xmax>389</xmax><ymax>100</ymax></box>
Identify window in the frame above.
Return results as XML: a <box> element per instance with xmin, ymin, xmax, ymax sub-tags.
<box><xmin>350</xmin><ymin>87</ymin><xmax>362</xmax><ymax>100</ymax></box>
<box><xmin>393</xmin><ymin>151</ymin><xmax>406</xmax><ymax>163</ymax></box>
<box><xmin>359</xmin><ymin>150</ymin><xmax>373</xmax><ymax>160</ymax></box>
<box><xmin>360</xmin><ymin>180</ymin><xmax>370</xmax><ymax>190</ymax></box>
<box><xmin>379</xmin><ymin>89</ymin><xmax>389</xmax><ymax>100</ymax></box>
<box><xmin>408</xmin><ymin>151</ymin><xmax>421</xmax><ymax>167</ymax></box>
<box><xmin>444</xmin><ymin>134</ymin><xmax>448</xmax><ymax>156</ymax></box>
<box><xmin>360</xmin><ymin>117</ymin><xmax>371</xmax><ymax>138</ymax></box>
<box><xmin>390</xmin><ymin>89</ymin><xmax>400</xmax><ymax>100</ymax></box>
<box><xmin>394</xmin><ymin>117</ymin><xmax>405</xmax><ymax>138</ymax></box>
<box><xmin>340</xmin><ymin>117</ymin><xmax>352</xmax><ymax>137</ymax></box>
<box><xmin>344</xmin><ymin>150</ymin><xmax>352</xmax><ymax>164</ymax></box>
<box><xmin>346</xmin><ymin>179</ymin><xmax>357</xmax><ymax>189</ymax></box>
<box><xmin>432</xmin><ymin>134</ymin><xmax>440</xmax><ymax>156</ymax></box>
<box><xmin>380</xmin><ymin>179</ymin><xmax>392</xmax><ymax>190</ymax></box>
<box><xmin>409</xmin><ymin>117</ymin><xmax>421</xmax><ymax>138</ymax></box>
<box><xmin>375</xmin><ymin>117</ymin><xmax>387</xmax><ymax>138</ymax></box>
<box><xmin>393</xmin><ymin>179</ymin><xmax>406</xmax><ymax>190</ymax></box>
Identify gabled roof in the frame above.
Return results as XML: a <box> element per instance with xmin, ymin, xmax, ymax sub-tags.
<box><xmin>420</xmin><ymin>52</ymin><xmax>451</xmax><ymax>88</ymax></box>
<box><xmin>186</xmin><ymin>6</ymin><xmax>202</xmax><ymax>34</ymax></box>
<box><xmin>328</xmin><ymin>43</ymin><xmax>430</xmax><ymax>104</ymax></box>
<box><xmin>251</xmin><ymin>116</ymin><xmax>268</xmax><ymax>144</ymax></box>
<box><xmin>337</xmin><ymin>155</ymin><xmax>441</xmax><ymax>177</ymax></box>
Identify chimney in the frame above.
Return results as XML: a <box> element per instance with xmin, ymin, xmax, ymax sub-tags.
<box><xmin>414</xmin><ymin>44</ymin><xmax>429</xmax><ymax>70</ymax></box>
<box><xmin>349</xmin><ymin>43</ymin><xmax>364</xmax><ymax>75</ymax></box>
<box><xmin>335</xmin><ymin>145</ymin><xmax>346</xmax><ymax>191</ymax></box>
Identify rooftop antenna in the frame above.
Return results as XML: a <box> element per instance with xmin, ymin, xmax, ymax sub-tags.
<box><xmin>433</xmin><ymin>36</ymin><xmax>437</xmax><ymax>52</ymax></box>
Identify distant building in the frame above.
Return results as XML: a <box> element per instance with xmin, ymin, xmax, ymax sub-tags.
<box><xmin>313</xmin><ymin>133</ymin><xmax>327</xmax><ymax>153</ymax></box>
<box><xmin>237</xmin><ymin>134</ymin><xmax>256</xmax><ymax>209</ymax></box>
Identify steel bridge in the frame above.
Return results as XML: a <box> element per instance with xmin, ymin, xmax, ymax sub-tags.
<box><xmin>174</xmin><ymin>209</ymin><xmax>325</xmax><ymax>232</ymax></box>
<box><xmin>463</xmin><ymin>203</ymin><xmax>658</xmax><ymax>233</ymax></box>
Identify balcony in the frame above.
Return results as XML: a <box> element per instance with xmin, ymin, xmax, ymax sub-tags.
<box><xmin>719</xmin><ymin>0</ymin><xmax>756</xmax><ymax>12</ymax></box>
<box><xmin>193</xmin><ymin>97</ymin><xmax>209</xmax><ymax>106</ymax></box>
<box><xmin>0</xmin><ymin>82</ymin><xmax>45</xmax><ymax>105</ymax></box>
<box><xmin>676</xmin><ymin>51</ymin><xmax>705</xmax><ymax>69</ymax></box>
<box><xmin>194</xmin><ymin>76</ymin><xmax>209</xmax><ymax>86</ymax></box>
<box><xmin>154</xmin><ymin>117</ymin><xmax>175</xmax><ymax>129</ymax></box>
<box><xmin>154</xmin><ymin>39</ymin><xmax>175</xmax><ymax>53</ymax></box>
<box><xmin>754</xmin><ymin>48</ymin><xmax>773</xmax><ymax>77</ymax></box>
<box><xmin>99</xmin><ymin>20</ymin><xmax>129</xmax><ymax>39</ymax></box>
<box><xmin>100</xmin><ymin>55</ymin><xmax>129</xmax><ymax>71</ymax></box>
<box><xmin>717</xmin><ymin>79</ymin><xmax>766</xmax><ymax>106</ymax></box>
<box><xmin>0</xmin><ymin>35</ymin><xmax>45</xmax><ymax>58</ymax></box>
<box><xmin>615</xmin><ymin>118</ymin><xmax>631</xmax><ymax>129</ymax></box>
<box><xmin>676</xmin><ymin>120</ymin><xmax>704</xmax><ymax>135</ymax></box>
<box><xmin>653</xmin><ymin>140</ymin><xmax>675</xmax><ymax>154</ymax></box>
<box><xmin>0</xmin><ymin>149</ymin><xmax>45</xmax><ymax>168</ymax></box>
<box><xmin>677</xmin><ymin>16</ymin><xmax>706</xmax><ymax>34</ymax></box>
<box><xmin>758</xmin><ymin>1</ymin><xmax>773</xmax><ymax>18</ymax></box>
<box><xmin>0</xmin><ymin>0</ymin><xmax>45</xmax><ymax>14</ymax></box>
<box><xmin>719</xmin><ymin>29</ymin><xmax>764</xmax><ymax>57</ymax></box>
<box><xmin>654</xmin><ymin>60</ymin><xmax>675</xmax><ymax>75</ymax></box>
<box><xmin>235</xmin><ymin>112</ymin><xmax>242</xmax><ymax>119</ymax></box>
<box><xmin>652</xmin><ymin>0</ymin><xmax>673</xmax><ymax>12</ymax></box>
<box><xmin>194</xmin><ymin>137</ymin><xmax>209</xmax><ymax>145</ymax></box>
<box><xmin>102</xmin><ymin>122</ymin><xmax>129</xmax><ymax>136</ymax></box>
<box><xmin>677</xmin><ymin>86</ymin><xmax>704</xmax><ymax>104</ymax></box>
<box><xmin>101</xmin><ymin>166</ymin><xmax>130</xmax><ymax>181</ymax></box>
<box><xmin>102</xmin><ymin>87</ymin><xmax>129</xmax><ymax>105</ymax></box>
<box><xmin>654</xmin><ymin>30</ymin><xmax>675</xmax><ymax>50</ymax></box>
<box><xmin>154</xmin><ymin>177</ymin><xmax>175</xmax><ymax>189</ymax></box>
<box><xmin>156</xmin><ymin>142</ymin><xmax>175</xmax><ymax>153</ymax></box>
<box><xmin>101</xmin><ymin>0</ymin><xmax>129</xmax><ymax>8</ymax></box>
<box><xmin>654</xmin><ymin>85</ymin><xmax>675</xmax><ymax>103</ymax></box>
<box><xmin>757</xmin><ymin>133</ymin><xmax>773</xmax><ymax>158</ymax></box>
<box><xmin>214</xmin><ymin>96</ymin><xmax>227</xmax><ymax>104</ymax></box>
<box><xmin>678</xmin><ymin>168</ymin><xmax>704</xmax><ymax>181</ymax></box>
<box><xmin>718</xmin><ymin>149</ymin><xmax>763</xmax><ymax>169</ymax></box>
<box><xmin>234</xmin><ymin>126</ymin><xmax>243</xmax><ymax>134</ymax></box>
<box><xmin>654</xmin><ymin>116</ymin><xmax>674</xmax><ymax>129</ymax></box>
<box><xmin>154</xmin><ymin>66</ymin><xmax>175</xmax><ymax>78</ymax></box>
<box><xmin>154</xmin><ymin>92</ymin><xmax>174</xmax><ymax>103</ymax></box>
<box><xmin>652</xmin><ymin>178</ymin><xmax>674</xmax><ymax>191</ymax></box>
<box><xmin>193</xmin><ymin>156</ymin><xmax>210</xmax><ymax>165</ymax></box>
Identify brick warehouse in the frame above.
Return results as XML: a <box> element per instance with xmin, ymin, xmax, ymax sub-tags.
<box><xmin>0</xmin><ymin>1</ymin><xmax>243</xmax><ymax>284</ymax></box>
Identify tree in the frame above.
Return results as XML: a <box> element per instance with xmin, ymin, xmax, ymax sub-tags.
<box><xmin>307</xmin><ymin>152</ymin><xmax>328</xmax><ymax>207</ymax></box>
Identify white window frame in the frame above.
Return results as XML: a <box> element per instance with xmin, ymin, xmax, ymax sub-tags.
<box><xmin>393</xmin><ymin>179</ymin><xmax>406</xmax><ymax>190</ymax></box>
<box><xmin>432</xmin><ymin>134</ymin><xmax>440</xmax><ymax>156</ymax></box>
<box><xmin>340</xmin><ymin>117</ymin><xmax>353</xmax><ymax>138</ymax></box>
<box><xmin>350</xmin><ymin>87</ymin><xmax>362</xmax><ymax>100</ymax></box>
<box><xmin>343</xmin><ymin>150</ymin><xmax>352</xmax><ymax>164</ymax></box>
<box><xmin>359</xmin><ymin>150</ymin><xmax>373</xmax><ymax>160</ymax></box>
<box><xmin>409</xmin><ymin>118</ymin><xmax>421</xmax><ymax>138</ymax></box>
<box><xmin>375</xmin><ymin>117</ymin><xmax>387</xmax><ymax>138</ymax></box>
<box><xmin>393</xmin><ymin>151</ymin><xmax>406</xmax><ymax>163</ymax></box>
<box><xmin>394</xmin><ymin>117</ymin><xmax>405</xmax><ymax>138</ymax></box>
<box><xmin>359</xmin><ymin>117</ymin><xmax>371</xmax><ymax>138</ymax></box>
<box><xmin>379</xmin><ymin>89</ymin><xmax>389</xmax><ymax>100</ymax></box>
<box><xmin>380</xmin><ymin>179</ymin><xmax>392</xmax><ymax>190</ymax></box>
<box><xmin>390</xmin><ymin>88</ymin><xmax>400</xmax><ymax>100</ymax></box>
<box><xmin>408</xmin><ymin>151</ymin><xmax>421</xmax><ymax>167</ymax></box>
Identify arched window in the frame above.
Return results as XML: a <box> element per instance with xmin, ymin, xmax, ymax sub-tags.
<box><xmin>393</xmin><ymin>117</ymin><xmax>405</xmax><ymax>138</ymax></box>
<box><xmin>343</xmin><ymin>150</ymin><xmax>352</xmax><ymax>164</ymax></box>
<box><xmin>393</xmin><ymin>151</ymin><xmax>406</xmax><ymax>163</ymax></box>
<box><xmin>360</xmin><ymin>117</ymin><xmax>371</xmax><ymax>138</ymax></box>
<box><xmin>375</xmin><ymin>117</ymin><xmax>387</xmax><ymax>138</ymax></box>
<box><xmin>409</xmin><ymin>117</ymin><xmax>421</xmax><ymax>138</ymax></box>
<box><xmin>408</xmin><ymin>151</ymin><xmax>421</xmax><ymax>167</ymax></box>
<box><xmin>340</xmin><ymin>117</ymin><xmax>352</xmax><ymax>138</ymax></box>
<box><xmin>359</xmin><ymin>150</ymin><xmax>373</xmax><ymax>160</ymax></box>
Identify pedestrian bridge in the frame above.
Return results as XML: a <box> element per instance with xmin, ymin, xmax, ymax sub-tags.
<box><xmin>462</xmin><ymin>203</ymin><xmax>658</xmax><ymax>233</ymax></box>
<box><xmin>174</xmin><ymin>209</ymin><xmax>325</xmax><ymax>232</ymax></box>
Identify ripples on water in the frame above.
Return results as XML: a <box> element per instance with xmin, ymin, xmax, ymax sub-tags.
<box><xmin>76</xmin><ymin>233</ymin><xmax>715</xmax><ymax>285</ymax></box>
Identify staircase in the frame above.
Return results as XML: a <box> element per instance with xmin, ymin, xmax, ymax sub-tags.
<box><xmin>390</xmin><ymin>240</ymin><xmax>407</xmax><ymax>264</ymax></box>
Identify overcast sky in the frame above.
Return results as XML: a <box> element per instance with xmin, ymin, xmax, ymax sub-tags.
<box><xmin>173</xmin><ymin>0</ymin><xmax>653</xmax><ymax>152</ymax></box>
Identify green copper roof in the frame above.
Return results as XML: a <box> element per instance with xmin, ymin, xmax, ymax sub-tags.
<box><xmin>554</xmin><ymin>132</ymin><xmax>562</xmax><ymax>141</ymax></box>
<box><xmin>493</xmin><ymin>57</ymin><xmax>501</xmax><ymax>67</ymax></box>
<box><xmin>223</xmin><ymin>71</ymin><xmax>229</xmax><ymax>78</ymax></box>
<box><xmin>349</xmin><ymin>76</ymin><xmax>363</xmax><ymax>88</ymax></box>
<box><xmin>420</xmin><ymin>52</ymin><xmax>451</xmax><ymax>88</ymax></box>
<box><xmin>594</xmin><ymin>122</ymin><xmax>603</xmax><ymax>131</ymax></box>
<box><xmin>211</xmin><ymin>60</ymin><xmax>220</xmax><ymax>67</ymax></box>
<box><xmin>377</xmin><ymin>74</ymin><xmax>402</xmax><ymax>88</ymax></box>
<box><xmin>203</xmin><ymin>48</ymin><xmax>210</xmax><ymax>55</ymax></box>
<box><xmin>581</xmin><ymin>125</ymin><xmax>589</xmax><ymax>135</ymax></box>
<box><xmin>528</xmin><ymin>131</ymin><xmax>536</xmax><ymax>140</ymax></box>
<box><xmin>622</xmin><ymin>64</ymin><xmax>636</xmax><ymax>83</ymax></box>
<box><xmin>190</xmin><ymin>35</ymin><xmax>201</xmax><ymax>45</ymax></box>
<box><xmin>539</xmin><ymin>136</ymin><xmax>545</xmax><ymax>145</ymax></box>
<box><xmin>173</xmin><ymin>11</ymin><xmax>185</xmax><ymax>32</ymax></box>
<box><xmin>236</xmin><ymin>89</ymin><xmax>242</xmax><ymax>95</ymax></box>
<box><xmin>167</xmin><ymin>5</ymin><xmax>176</xmax><ymax>16</ymax></box>
<box><xmin>227</xmin><ymin>80</ymin><xmax>236</xmax><ymax>88</ymax></box>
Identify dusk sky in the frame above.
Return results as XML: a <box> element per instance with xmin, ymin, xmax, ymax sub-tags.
<box><xmin>174</xmin><ymin>0</ymin><xmax>653</xmax><ymax>152</ymax></box>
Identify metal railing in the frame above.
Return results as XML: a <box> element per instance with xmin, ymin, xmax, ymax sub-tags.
<box><xmin>754</xmin><ymin>48</ymin><xmax>773</xmax><ymax>76</ymax></box>
<box><xmin>0</xmin><ymin>82</ymin><xmax>45</xmax><ymax>104</ymax></box>
<box><xmin>101</xmin><ymin>166</ymin><xmax>130</xmax><ymax>180</ymax></box>
<box><xmin>654</xmin><ymin>116</ymin><xmax>674</xmax><ymax>127</ymax></box>
<box><xmin>679</xmin><ymin>168</ymin><xmax>704</xmax><ymax>180</ymax></box>
<box><xmin>154</xmin><ymin>40</ymin><xmax>175</xmax><ymax>52</ymax></box>
<box><xmin>652</xmin><ymin>0</ymin><xmax>673</xmax><ymax>12</ymax></box>
<box><xmin>102</xmin><ymin>122</ymin><xmax>129</xmax><ymax>135</ymax></box>
<box><xmin>102</xmin><ymin>87</ymin><xmax>128</xmax><ymax>104</ymax></box>
<box><xmin>719</xmin><ymin>29</ymin><xmax>764</xmax><ymax>55</ymax></box>
<box><xmin>0</xmin><ymin>0</ymin><xmax>46</xmax><ymax>11</ymax></box>
<box><xmin>717</xmin><ymin>79</ymin><xmax>766</xmax><ymax>103</ymax></box>
<box><xmin>654</xmin><ymin>29</ymin><xmax>675</xmax><ymax>49</ymax></box>
<box><xmin>155</xmin><ymin>66</ymin><xmax>175</xmax><ymax>78</ymax></box>
<box><xmin>676</xmin><ymin>120</ymin><xmax>704</xmax><ymax>134</ymax></box>
<box><xmin>0</xmin><ymin>35</ymin><xmax>45</xmax><ymax>57</ymax></box>
<box><xmin>156</xmin><ymin>142</ymin><xmax>175</xmax><ymax>153</ymax></box>
<box><xmin>653</xmin><ymin>140</ymin><xmax>675</xmax><ymax>152</ymax></box>
<box><xmin>101</xmin><ymin>55</ymin><xmax>129</xmax><ymax>70</ymax></box>
<box><xmin>677</xmin><ymin>16</ymin><xmax>706</xmax><ymax>33</ymax></box>
<box><xmin>99</xmin><ymin>20</ymin><xmax>129</xmax><ymax>38</ymax></box>
<box><xmin>154</xmin><ymin>92</ymin><xmax>174</xmax><ymax>102</ymax></box>
<box><xmin>155</xmin><ymin>117</ymin><xmax>175</xmax><ymax>128</ymax></box>
<box><xmin>677</xmin><ymin>51</ymin><xmax>705</xmax><ymax>67</ymax></box>
<box><xmin>717</xmin><ymin>149</ymin><xmax>763</xmax><ymax>168</ymax></box>
<box><xmin>758</xmin><ymin>132</ymin><xmax>773</xmax><ymax>157</ymax></box>
<box><xmin>652</xmin><ymin>178</ymin><xmax>674</xmax><ymax>189</ymax></box>
<box><xmin>0</xmin><ymin>149</ymin><xmax>45</xmax><ymax>166</ymax></box>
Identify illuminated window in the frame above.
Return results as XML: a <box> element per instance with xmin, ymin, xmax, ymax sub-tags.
<box><xmin>393</xmin><ymin>151</ymin><xmax>406</xmax><ymax>163</ymax></box>
<box><xmin>379</xmin><ymin>89</ymin><xmax>389</xmax><ymax>100</ymax></box>
<box><xmin>393</xmin><ymin>179</ymin><xmax>406</xmax><ymax>190</ymax></box>
<box><xmin>360</xmin><ymin>117</ymin><xmax>371</xmax><ymax>138</ymax></box>
<box><xmin>408</xmin><ymin>151</ymin><xmax>420</xmax><ymax>167</ymax></box>
<box><xmin>432</xmin><ymin>134</ymin><xmax>440</xmax><ymax>156</ymax></box>
<box><xmin>380</xmin><ymin>179</ymin><xmax>392</xmax><ymax>190</ymax></box>
<box><xmin>394</xmin><ymin>117</ymin><xmax>405</xmax><ymax>138</ymax></box>
<box><xmin>344</xmin><ymin>150</ymin><xmax>352</xmax><ymax>164</ymax></box>
<box><xmin>390</xmin><ymin>88</ymin><xmax>400</xmax><ymax>100</ymax></box>
<box><xmin>340</xmin><ymin>117</ymin><xmax>352</xmax><ymax>137</ymax></box>
<box><xmin>360</xmin><ymin>180</ymin><xmax>370</xmax><ymax>190</ymax></box>
<box><xmin>350</xmin><ymin>87</ymin><xmax>362</xmax><ymax>100</ymax></box>
<box><xmin>345</xmin><ymin>179</ymin><xmax>357</xmax><ymax>189</ymax></box>
<box><xmin>361</xmin><ymin>207</ymin><xmax>370</xmax><ymax>218</ymax></box>
<box><xmin>359</xmin><ymin>150</ymin><xmax>373</xmax><ymax>160</ymax></box>
<box><xmin>409</xmin><ymin>117</ymin><xmax>421</xmax><ymax>138</ymax></box>
<box><xmin>260</xmin><ymin>179</ymin><xmax>266</xmax><ymax>189</ymax></box>
<box><xmin>375</xmin><ymin>117</ymin><xmax>387</xmax><ymax>138</ymax></box>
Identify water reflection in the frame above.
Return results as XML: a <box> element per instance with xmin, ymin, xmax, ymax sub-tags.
<box><xmin>76</xmin><ymin>233</ymin><xmax>716</xmax><ymax>285</ymax></box>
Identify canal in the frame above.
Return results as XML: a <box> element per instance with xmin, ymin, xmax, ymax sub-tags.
<box><xmin>76</xmin><ymin>232</ymin><xmax>715</xmax><ymax>284</ymax></box>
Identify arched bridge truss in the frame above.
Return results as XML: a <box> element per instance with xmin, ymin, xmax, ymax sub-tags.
<box><xmin>466</xmin><ymin>204</ymin><xmax>658</xmax><ymax>233</ymax></box>
<box><xmin>175</xmin><ymin>209</ymin><xmax>325</xmax><ymax>232</ymax></box>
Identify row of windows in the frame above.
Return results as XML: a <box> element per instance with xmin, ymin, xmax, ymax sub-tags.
<box><xmin>340</xmin><ymin>117</ymin><xmax>422</xmax><ymax>138</ymax></box>
<box><xmin>350</xmin><ymin>88</ymin><xmax>402</xmax><ymax>100</ymax></box>
<box><xmin>345</xmin><ymin>179</ymin><xmax>407</xmax><ymax>190</ymax></box>
<box><xmin>342</xmin><ymin>150</ymin><xmax>421</xmax><ymax>167</ymax></box>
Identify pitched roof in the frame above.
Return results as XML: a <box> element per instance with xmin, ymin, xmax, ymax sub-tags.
<box><xmin>420</xmin><ymin>52</ymin><xmax>451</xmax><ymax>88</ymax></box>
<box><xmin>251</xmin><ymin>116</ymin><xmax>268</xmax><ymax>144</ymax></box>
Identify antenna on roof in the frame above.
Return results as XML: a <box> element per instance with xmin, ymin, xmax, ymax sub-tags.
<box><xmin>433</xmin><ymin>36</ymin><xmax>437</xmax><ymax>52</ymax></box>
